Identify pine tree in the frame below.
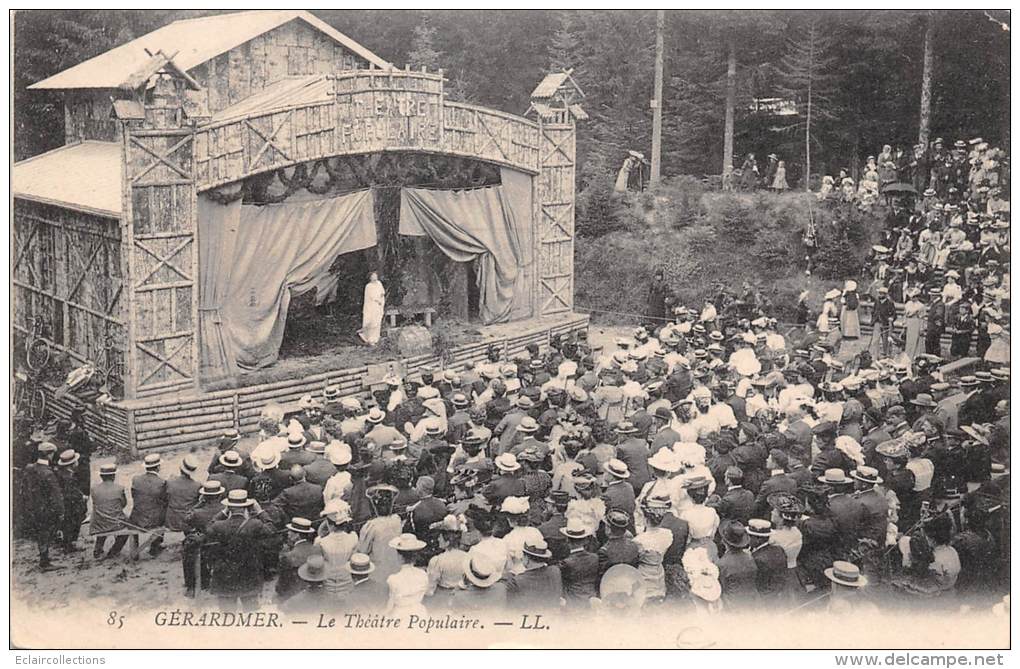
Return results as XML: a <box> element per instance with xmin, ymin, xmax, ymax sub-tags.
<box><xmin>548</xmin><ymin>11</ymin><xmax>580</xmax><ymax>70</ymax></box>
<box><xmin>407</xmin><ymin>13</ymin><xmax>443</xmax><ymax>71</ymax></box>
<box><xmin>774</xmin><ymin>16</ymin><xmax>838</xmax><ymax>189</ymax></box>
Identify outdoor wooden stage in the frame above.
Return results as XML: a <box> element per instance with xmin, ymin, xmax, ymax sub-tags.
<box><xmin>43</xmin><ymin>312</ymin><xmax>589</xmax><ymax>457</ymax></box>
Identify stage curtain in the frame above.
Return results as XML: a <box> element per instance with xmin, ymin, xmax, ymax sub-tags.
<box><xmin>197</xmin><ymin>190</ymin><xmax>377</xmax><ymax>377</ymax></box>
<box><xmin>399</xmin><ymin>169</ymin><xmax>530</xmax><ymax>324</ymax></box>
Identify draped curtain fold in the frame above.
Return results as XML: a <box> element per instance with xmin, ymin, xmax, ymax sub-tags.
<box><xmin>398</xmin><ymin>168</ymin><xmax>532</xmax><ymax>324</ymax></box>
<box><xmin>198</xmin><ymin>190</ymin><xmax>377</xmax><ymax>378</ymax></box>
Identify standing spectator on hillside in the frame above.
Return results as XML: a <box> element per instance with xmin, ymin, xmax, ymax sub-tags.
<box><xmin>772</xmin><ymin>161</ymin><xmax>789</xmax><ymax>192</ymax></box>
<box><xmin>739</xmin><ymin>154</ymin><xmax>759</xmax><ymax>191</ymax></box>
<box><xmin>763</xmin><ymin>154</ymin><xmax>779</xmax><ymax>190</ymax></box>
<box><xmin>647</xmin><ymin>269</ymin><xmax>672</xmax><ymax>329</ymax></box>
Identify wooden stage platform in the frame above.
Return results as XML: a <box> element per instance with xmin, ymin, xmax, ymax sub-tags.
<box><xmin>42</xmin><ymin>312</ymin><xmax>589</xmax><ymax>457</ymax></box>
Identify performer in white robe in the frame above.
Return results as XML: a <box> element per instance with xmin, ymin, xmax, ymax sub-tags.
<box><xmin>358</xmin><ymin>272</ymin><xmax>386</xmax><ymax>346</ymax></box>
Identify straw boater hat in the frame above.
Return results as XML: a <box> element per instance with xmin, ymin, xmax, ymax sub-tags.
<box><xmin>57</xmin><ymin>449</ymin><xmax>80</xmax><ymax>467</ymax></box>
<box><xmin>850</xmin><ymin>466</ymin><xmax>882</xmax><ymax>485</ymax></box>
<box><xmin>746</xmin><ymin>519</ymin><xmax>772</xmax><ymax>538</ymax></box>
<box><xmin>255</xmin><ymin>450</ymin><xmax>281</xmax><ymax>471</ymax></box>
<box><xmin>825</xmin><ymin>561</ymin><xmax>868</xmax><ymax>588</ymax></box>
<box><xmin>615</xmin><ymin>421</ymin><xmax>639</xmax><ymax>435</ymax></box>
<box><xmin>323</xmin><ymin>385</ymin><xmax>341</xmax><ymax>401</ymax></box>
<box><xmin>286</xmin><ymin>517</ymin><xmax>316</xmax><ymax>534</ymax></box>
<box><xmin>495</xmin><ymin>453</ymin><xmax>521</xmax><ymax>473</ymax></box>
<box><xmin>348</xmin><ymin>553</ymin><xmax>375</xmax><ymax>576</ymax></box>
<box><xmin>222</xmin><ymin>489</ymin><xmax>255</xmax><ymax>508</ymax></box>
<box><xmin>366</xmin><ymin>407</ymin><xmax>386</xmax><ymax>424</ymax></box>
<box><xmin>99</xmin><ymin>463</ymin><xmax>118</xmax><ymax>476</ymax></box>
<box><xmin>180</xmin><ymin>455</ymin><xmax>199</xmax><ymax>475</ymax></box>
<box><xmin>818</xmin><ymin>468</ymin><xmax>853</xmax><ymax>486</ymax></box>
<box><xmin>143</xmin><ymin>453</ymin><xmax>162</xmax><ymax>469</ymax></box>
<box><xmin>522</xmin><ymin>537</ymin><xmax>553</xmax><ymax>560</ymax></box>
<box><xmin>219</xmin><ymin>450</ymin><xmax>244</xmax><ymax>468</ymax></box>
<box><xmin>287</xmin><ymin>433</ymin><xmax>307</xmax><ymax>449</ymax></box>
<box><xmin>559</xmin><ymin>517</ymin><xmax>594</xmax><ymax>540</ymax></box>
<box><xmin>464</xmin><ymin>554</ymin><xmax>502</xmax><ymax>588</ymax></box>
<box><xmin>603</xmin><ymin>458</ymin><xmax>631</xmax><ymax>479</ymax></box>
<box><xmin>200</xmin><ymin>480</ymin><xmax>225</xmax><ymax>496</ymax></box>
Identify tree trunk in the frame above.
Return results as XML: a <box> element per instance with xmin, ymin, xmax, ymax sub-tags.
<box><xmin>722</xmin><ymin>36</ymin><xmax>736</xmax><ymax>189</ymax></box>
<box><xmin>918</xmin><ymin>11</ymin><xmax>935</xmax><ymax>146</ymax></box>
<box><xmin>805</xmin><ymin>34</ymin><xmax>813</xmax><ymax>191</ymax></box>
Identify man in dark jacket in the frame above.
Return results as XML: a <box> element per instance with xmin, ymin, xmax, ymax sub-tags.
<box><xmin>538</xmin><ymin>490</ymin><xmax>571</xmax><ymax>560</ymax></box>
<box><xmin>713</xmin><ymin>466</ymin><xmax>755</xmax><ymax>524</ymax></box>
<box><xmin>925</xmin><ymin>289</ymin><xmax>946</xmax><ymax>355</ymax></box>
<box><xmin>182</xmin><ymin>480</ymin><xmax>227</xmax><ymax>597</ymax></box>
<box><xmin>810</xmin><ymin>422</ymin><xmax>855</xmax><ymax>476</ymax></box>
<box><xmin>717</xmin><ymin>521</ymin><xmax>759</xmax><ymax>608</ymax></box>
<box><xmin>205</xmin><ymin>490</ymin><xmax>274</xmax><ymax>610</ymax></box>
<box><xmin>598</xmin><ymin>510</ymin><xmax>639</xmax><ymax>574</ymax></box>
<box><xmin>301</xmin><ymin>441</ymin><xmax>336</xmax><ymax>487</ymax></box>
<box><xmin>753</xmin><ymin>450</ymin><xmax>798</xmax><ymax>519</ymax></box>
<box><xmin>748</xmin><ymin>519</ymin><xmax>788</xmax><ymax>601</ymax></box>
<box><xmin>247</xmin><ymin>452</ymin><xmax>291</xmax><ymax>502</ymax></box>
<box><xmin>851</xmin><ymin>466</ymin><xmax>889</xmax><ymax>546</ymax></box>
<box><xmin>275</xmin><ymin>517</ymin><xmax>320</xmax><ymax>602</ymax></box>
<box><xmin>614</xmin><ymin>423</ymin><xmax>651</xmax><ymax>496</ymax></box>
<box><xmin>872</xmin><ymin>287</ymin><xmax>898</xmax><ymax>357</ymax></box>
<box><xmin>273</xmin><ymin>466</ymin><xmax>324</xmax><ymax>524</ymax></box>
<box><xmin>558</xmin><ymin>519</ymin><xmax>599</xmax><ymax>608</ymax></box>
<box><xmin>129</xmin><ymin>453</ymin><xmax>169</xmax><ymax>556</ymax></box>
<box><xmin>507</xmin><ymin>538</ymin><xmax>563</xmax><ymax>611</ymax></box>
<box><xmin>601</xmin><ymin>459</ymin><xmax>636</xmax><ymax>523</ymax></box>
<box><xmin>21</xmin><ymin>442</ymin><xmax>65</xmax><ymax>569</ymax></box>
<box><xmin>55</xmin><ymin>449</ymin><xmax>87</xmax><ymax>553</ymax></box>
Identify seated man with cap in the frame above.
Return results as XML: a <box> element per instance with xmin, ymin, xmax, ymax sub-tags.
<box><xmin>247</xmin><ymin>449</ymin><xmax>291</xmax><ymax>502</ymax></box>
<box><xmin>165</xmin><ymin>455</ymin><xmax>202</xmax><ymax>533</ymax></box>
<box><xmin>129</xmin><ymin>453</ymin><xmax>169</xmax><ymax>556</ymax></box>
<box><xmin>209</xmin><ymin>450</ymin><xmax>250</xmax><ymax>492</ymax></box>
<box><xmin>91</xmin><ymin>462</ymin><xmax>129</xmax><ymax>560</ymax></box>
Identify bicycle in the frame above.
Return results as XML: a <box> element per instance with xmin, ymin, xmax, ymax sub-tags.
<box><xmin>56</xmin><ymin>332</ymin><xmax>125</xmax><ymax>405</ymax></box>
<box><xmin>23</xmin><ymin>315</ymin><xmax>52</xmax><ymax>372</ymax></box>
<box><xmin>13</xmin><ymin>369</ymin><xmax>47</xmax><ymax>421</ymax></box>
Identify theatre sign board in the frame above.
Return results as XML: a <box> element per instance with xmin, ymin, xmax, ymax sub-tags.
<box><xmin>334</xmin><ymin>71</ymin><xmax>444</xmax><ymax>152</ymax></box>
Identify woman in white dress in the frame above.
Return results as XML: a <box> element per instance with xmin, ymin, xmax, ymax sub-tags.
<box><xmin>358</xmin><ymin>271</ymin><xmax>385</xmax><ymax>346</ymax></box>
<box><xmin>902</xmin><ymin>289</ymin><xmax>925</xmax><ymax>362</ymax></box>
<box><xmin>315</xmin><ymin>499</ymin><xmax>358</xmax><ymax>599</ymax></box>
<box><xmin>384</xmin><ymin>534</ymin><xmax>429</xmax><ymax>618</ymax></box>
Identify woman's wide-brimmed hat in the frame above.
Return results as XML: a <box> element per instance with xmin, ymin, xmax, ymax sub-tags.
<box><xmin>388</xmin><ymin>533</ymin><xmax>427</xmax><ymax>552</ymax></box>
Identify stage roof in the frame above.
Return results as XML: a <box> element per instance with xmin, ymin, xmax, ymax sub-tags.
<box><xmin>30</xmin><ymin>10</ymin><xmax>391</xmax><ymax>91</ymax></box>
<box><xmin>211</xmin><ymin>75</ymin><xmax>332</xmax><ymax>123</ymax></box>
<box><xmin>13</xmin><ymin>141</ymin><xmax>123</xmax><ymax>218</ymax></box>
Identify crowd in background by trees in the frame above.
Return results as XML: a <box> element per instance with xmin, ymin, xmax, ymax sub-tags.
<box><xmin>14</xmin><ymin>10</ymin><xmax>1010</xmax><ymax>189</ymax></box>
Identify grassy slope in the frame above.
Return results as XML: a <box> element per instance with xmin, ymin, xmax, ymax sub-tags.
<box><xmin>575</xmin><ymin>188</ymin><xmax>884</xmax><ymax>325</ymax></box>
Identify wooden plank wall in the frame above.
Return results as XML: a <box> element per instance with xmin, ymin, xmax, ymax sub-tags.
<box><xmin>536</xmin><ymin>120</ymin><xmax>577</xmax><ymax>316</ymax></box>
<box><xmin>122</xmin><ymin>127</ymin><xmax>199</xmax><ymax>398</ymax></box>
<box><xmin>12</xmin><ymin>200</ymin><xmax>127</xmax><ymax>370</ymax></box>
<box><xmin>123</xmin><ymin>314</ymin><xmax>588</xmax><ymax>453</ymax></box>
